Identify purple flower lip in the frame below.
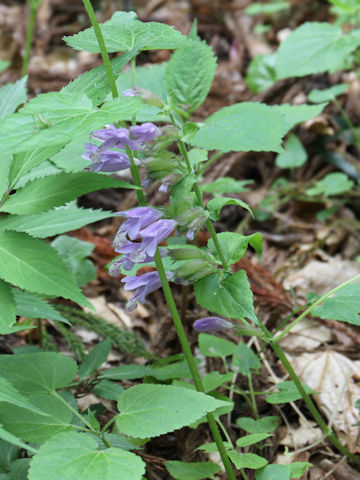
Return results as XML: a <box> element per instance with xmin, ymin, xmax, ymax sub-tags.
<box><xmin>121</xmin><ymin>271</ymin><xmax>174</xmax><ymax>311</ymax></box>
<box><xmin>193</xmin><ymin>317</ymin><xmax>233</xmax><ymax>332</ymax></box>
<box><xmin>113</xmin><ymin>207</ymin><xmax>164</xmax><ymax>248</ymax></box>
<box><xmin>129</xmin><ymin>122</ymin><xmax>161</xmax><ymax>143</ymax></box>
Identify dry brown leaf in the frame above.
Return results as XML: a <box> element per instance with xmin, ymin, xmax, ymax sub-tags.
<box><xmin>279</xmin><ymin>318</ymin><xmax>333</xmax><ymax>351</ymax></box>
<box><xmin>286</xmin><ymin>351</ymin><xmax>360</xmax><ymax>452</ymax></box>
<box><xmin>279</xmin><ymin>417</ymin><xmax>322</xmax><ymax>449</ymax></box>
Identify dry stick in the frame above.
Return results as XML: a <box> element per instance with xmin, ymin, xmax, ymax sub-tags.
<box><xmin>81</xmin><ymin>2</ymin><xmax>236</xmax><ymax>478</ymax></box>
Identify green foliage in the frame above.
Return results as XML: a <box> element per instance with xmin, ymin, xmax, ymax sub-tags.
<box><xmin>195</xmin><ymin>271</ymin><xmax>257</xmax><ymax>322</ymax></box>
<box><xmin>51</xmin><ymin>235</ymin><xmax>96</xmax><ymax>287</ymax></box>
<box><xmin>275</xmin><ymin>134</ymin><xmax>307</xmax><ymax>169</ymax></box>
<box><xmin>245</xmin><ymin>2</ymin><xmax>290</xmax><ymax>15</ymax></box>
<box><xmin>0</xmin><ymin>60</ymin><xmax>9</xmax><ymax>72</ymax></box>
<box><xmin>0</xmin><ymin>378</ymin><xmax>46</xmax><ymax>415</ymax></box>
<box><xmin>208</xmin><ymin>232</ymin><xmax>263</xmax><ymax>264</ymax></box>
<box><xmin>266</xmin><ymin>381</ymin><xmax>313</xmax><ymax>404</ymax></box>
<box><xmin>245</xmin><ymin>53</ymin><xmax>277</xmax><ymax>93</ymax></box>
<box><xmin>275</xmin><ymin>22</ymin><xmax>360</xmax><ymax>78</ymax></box>
<box><xmin>228</xmin><ymin>451</ymin><xmax>268</xmax><ymax>469</ymax></box>
<box><xmin>28</xmin><ymin>432</ymin><xmax>146</xmax><ymax>480</ymax></box>
<box><xmin>0</xmin><ymin>77</ymin><xmax>27</xmax><ymax>119</ymax></box>
<box><xmin>12</xmin><ymin>289</ymin><xmax>68</xmax><ymax>323</ymax></box>
<box><xmin>236</xmin><ymin>433</ymin><xmax>272</xmax><ymax>447</ymax></box>
<box><xmin>308</xmin><ymin>83</ymin><xmax>349</xmax><ymax>103</ymax></box>
<box><xmin>306</xmin><ymin>172</ymin><xmax>354</xmax><ymax>196</ymax></box>
<box><xmin>273</xmin><ymin>103</ymin><xmax>327</xmax><ymax>131</ymax></box>
<box><xmin>64</xmin><ymin>11</ymin><xmax>187</xmax><ymax>53</ymax></box>
<box><xmin>237</xmin><ymin>416</ymin><xmax>279</xmax><ymax>433</ymax></box>
<box><xmin>198</xmin><ymin>333</ymin><xmax>237</xmax><ymax>358</ymax></box>
<box><xmin>78</xmin><ymin>339</ymin><xmax>112</xmax><ymax>380</ymax></box>
<box><xmin>0</xmin><ymin>205</ymin><xmax>116</xmax><ymax>238</ymax></box>
<box><xmin>0</xmin><ymin>280</ymin><xmax>16</xmax><ymax>333</ymax></box>
<box><xmin>311</xmin><ymin>283</ymin><xmax>360</xmax><ymax>325</ymax></box>
<box><xmin>166</xmin><ymin>39</ymin><xmax>216</xmax><ymax>113</ymax></box>
<box><xmin>0</xmin><ymin>94</ymin><xmax>141</xmax><ymax>155</ymax></box>
<box><xmin>0</xmin><ymin>172</ymin><xmax>135</xmax><ymax>215</ymax></box>
<box><xmin>255</xmin><ymin>462</ymin><xmax>312</xmax><ymax>479</ymax></box>
<box><xmin>231</xmin><ymin>343</ymin><xmax>261</xmax><ymax>374</ymax></box>
<box><xmin>115</xmin><ymin>384</ymin><xmax>227</xmax><ymax>438</ymax></box>
<box><xmin>201</xmin><ymin>177</ymin><xmax>253</xmax><ymax>195</ymax></box>
<box><xmin>190</xmin><ymin>102</ymin><xmax>285</xmax><ymax>152</ymax></box>
<box><xmin>207</xmin><ymin>197</ymin><xmax>253</xmax><ymax>220</ymax></box>
<box><xmin>165</xmin><ymin>460</ymin><xmax>220</xmax><ymax>480</ymax></box>
<box><xmin>92</xmin><ymin>380</ymin><xmax>124</xmax><ymax>401</ymax></box>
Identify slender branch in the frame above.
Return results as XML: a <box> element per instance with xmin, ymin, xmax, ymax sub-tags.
<box><xmin>21</xmin><ymin>2</ymin><xmax>39</xmax><ymax>77</ymax></box>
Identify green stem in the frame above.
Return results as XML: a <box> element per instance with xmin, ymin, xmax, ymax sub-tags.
<box><xmin>82</xmin><ymin>0</ymin><xmax>119</xmax><ymax>99</ymax></box>
<box><xmin>275</xmin><ymin>273</ymin><xmax>360</xmax><ymax>341</ymax></box>
<box><xmin>332</xmin><ymin>98</ymin><xmax>360</xmax><ymax>149</ymax></box>
<box><xmin>199</xmin><ymin>150</ymin><xmax>223</xmax><ymax>174</ymax></box>
<box><xmin>271</xmin><ymin>340</ymin><xmax>360</xmax><ymax>466</ymax></box>
<box><xmin>177</xmin><ymin>139</ymin><xmax>228</xmax><ymax>269</ymax></box>
<box><xmin>53</xmin><ymin>391</ymin><xmax>93</xmax><ymax>430</ymax></box>
<box><xmin>247</xmin><ymin>374</ymin><xmax>259</xmax><ymax>420</ymax></box>
<box><xmin>82</xmin><ymin>3</ymin><xmax>236</xmax><ymax>477</ymax></box>
<box><xmin>21</xmin><ymin>2</ymin><xmax>38</xmax><ymax>77</ymax></box>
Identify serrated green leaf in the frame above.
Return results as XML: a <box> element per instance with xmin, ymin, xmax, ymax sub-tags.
<box><xmin>28</xmin><ymin>431</ymin><xmax>145</xmax><ymax>480</ymax></box>
<box><xmin>0</xmin><ymin>280</ymin><xmax>16</xmax><ymax>333</ymax></box>
<box><xmin>165</xmin><ymin>460</ymin><xmax>220</xmax><ymax>480</ymax></box>
<box><xmin>195</xmin><ymin>271</ymin><xmax>257</xmax><ymax>322</ymax></box>
<box><xmin>275</xmin><ymin>22</ymin><xmax>360</xmax><ymax>78</ymax></box>
<box><xmin>116</xmin><ymin>384</ymin><xmax>227</xmax><ymax>438</ymax></box>
<box><xmin>64</xmin><ymin>11</ymin><xmax>186</xmax><ymax>53</ymax></box>
<box><xmin>207</xmin><ymin>197</ymin><xmax>253</xmax><ymax>220</ymax></box>
<box><xmin>198</xmin><ymin>333</ymin><xmax>237</xmax><ymax>358</ymax></box>
<box><xmin>311</xmin><ymin>283</ymin><xmax>360</xmax><ymax>325</ymax></box>
<box><xmin>274</xmin><ymin>102</ymin><xmax>327</xmax><ymax>133</ymax></box>
<box><xmin>236</xmin><ymin>416</ymin><xmax>279</xmax><ymax>433</ymax></box>
<box><xmin>306</xmin><ymin>172</ymin><xmax>354</xmax><ymax>196</ymax></box>
<box><xmin>208</xmin><ymin>232</ymin><xmax>262</xmax><ymax>265</ymax></box>
<box><xmin>63</xmin><ymin>50</ymin><xmax>139</xmax><ymax>105</ymax></box>
<box><xmin>0</xmin><ymin>94</ymin><xmax>141</xmax><ymax>155</ymax></box>
<box><xmin>0</xmin><ymin>205</ymin><xmax>116</xmax><ymax>238</ymax></box>
<box><xmin>10</xmin><ymin>458</ymin><xmax>31</xmax><ymax>480</ymax></box>
<box><xmin>0</xmin><ymin>394</ymin><xmax>73</xmax><ymax>443</ymax></box>
<box><xmin>12</xmin><ymin>289</ymin><xmax>69</xmax><ymax>324</ymax></box>
<box><xmin>275</xmin><ymin>134</ymin><xmax>307</xmax><ymax>169</ymax></box>
<box><xmin>0</xmin><ymin>232</ymin><xmax>92</xmax><ymax>307</ymax></box>
<box><xmin>201</xmin><ymin>372</ymin><xmax>234</xmax><ymax>392</ymax></box>
<box><xmin>0</xmin><ymin>77</ymin><xmax>27</xmax><ymax>119</ymax></box>
<box><xmin>245</xmin><ymin>53</ymin><xmax>277</xmax><ymax>93</ymax></box>
<box><xmin>266</xmin><ymin>381</ymin><xmax>313</xmax><ymax>404</ymax></box>
<box><xmin>236</xmin><ymin>433</ymin><xmax>271</xmax><ymax>447</ymax></box>
<box><xmin>166</xmin><ymin>40</ymin><xmax>216</xmax><ymax>113</ymax></box>
<box><xmin>196</xmin><ymin>441</ymin><xmax>233</xmax><ymax>453</ymax></box>
<box><xmin>0</xmin><ymin>426</ymin><xmax>37</xmax><ymax>454</ymax></box>
<box><xmin>51</xmin><ymin>235</ymin><xmax>96</xmax><ymax>287</ymax></box>
<box><xmin>100</xmin><ymin>364</ymin><xmax>148</xmax><ymax>381</ymax></box>
<box><xmin>289</xmin><ymin>462</ymin><xmax>312</xmax><ymax>478</ymax></box>
<box><xmin>9</xmin><ymin>145</ymin><xmax>63</xmax><ymax>188</ymax></box>
<box><xmin>190</xmin><ymin>102</ymin><xmax>285</xmax><ymax>153</ymax></box>
<box><xmin>255</xmin><ymin>464</ymin><xmax>291</xmax><ymax>480</ymax></box>
<box><xmin>1</xmin><ymin>172</ymin><xmax>135</xmax><ymax>215</ymax></box>
<box><xmin>0</xmin><ymin>352</ymin><xmax>77</xmax><ymax>394</ymax></box>
<box><xmin>79</xmin><ymin>339</ymin><xmax>111</xmax><ymax>380</ymax></box>
<box><xmin>228</xmin><ymin>451</ymin><xmax>268</xmax><ymax>469</ymax></box>
<box><xmin>0</xmin><ymin>438</ymin><xmax>19</xmax><ymax>470</ymax></box>
<box><xmin>231</xmin><ymin>342</ymin><xmax>261</xmax><ymax>374</ymax></box>
<box><xmin>49</xmin><ymin>135</ymin><xmax>90</xmax><ymax>172</ymax></box>
<box><xmin>308</xmin><ymin>83</ymin><xmax>348</xmax><ymax>103</ymax></box>
<box><xmin>0</xmin><ymin>155</ymin><xmax>11</xmax><ymax>202</ymax></box>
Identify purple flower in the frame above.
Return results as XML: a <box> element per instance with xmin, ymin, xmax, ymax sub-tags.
<box><xmin>121</xmin><ymin>271</ymin><xmax>173</xmax><ymax>310</ymax></box>
<box><xmin>82</xmin><ymin>144</ymin><xmax>132</xmax><ymax>172</ymax></box>
<box><xmin>193</xmin><ymin>317</ymin><xmax>233</xmax><ymax>332</ymax></box>
<box><xmin>122</xmin><ymin>89</ymin><xmax>137</xmax><ymax>97</ymax></box>
<box><xmin>109</xmin><ymin>247</ymin><xmax>168</xmax><ymax>275</ymax></box>
<box><xmin>129</xmin><ymin>123</ymin><xmax>161</xmax><ymax>143</ymax></box>
<box><xmin>92</xmin><ymin>126</ymin><xmax>140</xmax><ymax>150</ymax></box>
<box><xmin>113</xmin><ymin>207</ymin><xmax>164</xmax><ymax>250</ymax></box>
<box><xmin>131</xmin><ymin>219</ymin><xmax>177</xmax><ymax>260</ymax></box>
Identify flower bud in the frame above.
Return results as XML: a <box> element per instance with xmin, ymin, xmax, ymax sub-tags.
<box><xmin>174</xmin><ymin>259</ymin><xmax>213</xmax><ymax>283</ymax></box>
<box><xmin>122</xmin><ymin>87</ymin><xmax>164</xmax><ymax>109</ymax></box>
<box><xmin>193</xmin><ymin>317</ymin><xmax>233</xmax><ymax>332</ymax></box>
<box><xmin>169</xmin><ymin>247</ymin><xmax>206</xmax><ymax>261</ymax></box>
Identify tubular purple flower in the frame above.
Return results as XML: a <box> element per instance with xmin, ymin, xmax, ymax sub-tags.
<box><xmin>113</xmin><ymin>207</ymin><xmax>164</xmax><ymax>249</ymax></box>
<box><xmin>121</xmin><ymin>271</ymin><xmax>174</xmax><ymax>311</ymax></box>
<box><xmin>91</xmin><ymin>125</ymin><xmax>140</xmax><ymax>150</ymax></box>
<box><xmin>122</xmin><ymin>89</ymin><xmax>137</xmax><ymax>97</ymax></box>
<box><xmin>82</xmin><ymin>144</ymin><xmax>132</xmax><ymax>172</ymax></box>
<box><xmin>137</xmin><ymin>219</ymin><xmax>177</xmax><ymax>257</ymax></box>
<box><xmin>129</xmin><ymin>123</ymin><xmax>161</xmax><ymax>143</ymax></box>
<box><xmin>193</xmin><ymin>317</ymin><xmax>234</xmax><ymax>332</ymax></box>
<box><xmin>109</xmin><ymin>247</ymin><xmax>168</xmax><ymax>276</ymax></box>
